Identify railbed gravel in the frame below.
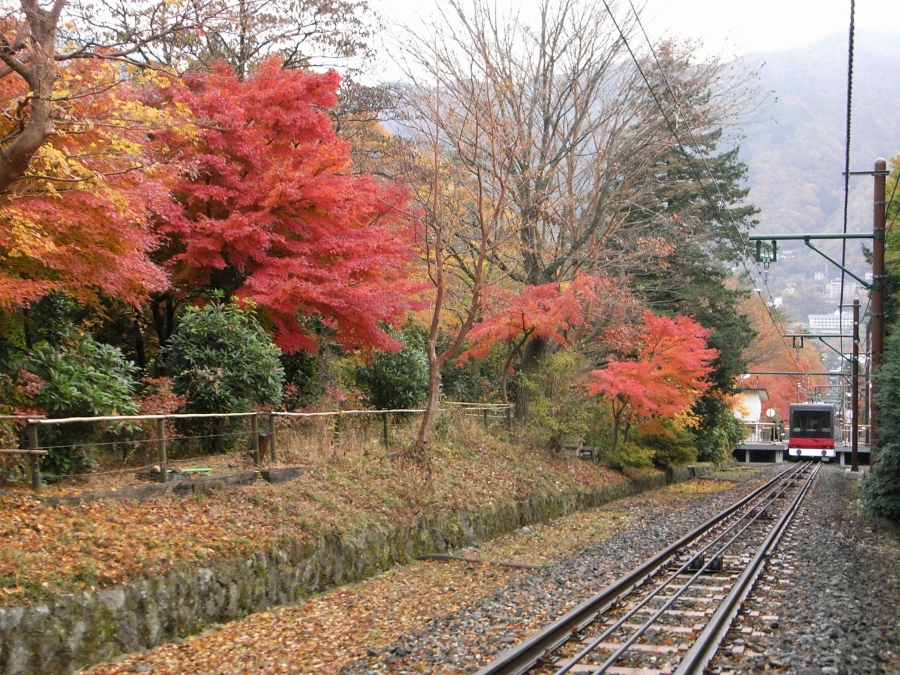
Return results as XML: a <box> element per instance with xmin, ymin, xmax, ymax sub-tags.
<box><xmin>344</xmin><ymin>464</ymin><xmax>900</xmax><ymax>675</ymax></box>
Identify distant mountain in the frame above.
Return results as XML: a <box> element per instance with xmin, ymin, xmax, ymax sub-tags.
<box><xmin>735</xmin><ymin>29</ymin><xmax>900</xmax><ymax>320</ymax></box>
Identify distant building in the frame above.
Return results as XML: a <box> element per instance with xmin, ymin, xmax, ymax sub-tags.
<box><xmin>824</xmin><ymin>279</ymin><xmax>857</xmax><ymax>303</ymax></box>
<box><xmin>734</xmin><ymin>388</ymin><xmax>770</xmax><ymax>424</ymax></box>
<box><xmin>808</xmin><ymin>311</ymin><xmax>853</xmax><ymax>334</ymax></box>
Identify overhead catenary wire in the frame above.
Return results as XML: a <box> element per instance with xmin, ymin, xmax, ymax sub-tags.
<box><xmin>608</xmin><ymin>0</ymin><xmax>803</xmax><ymax>371</ymax></box>
<box><xmin>838</xmin><ymin>0</ymin><xmax>856</xmax><ymax>360</ymax></box>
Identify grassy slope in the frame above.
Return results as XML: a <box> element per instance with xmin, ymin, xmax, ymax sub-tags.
<box><xmin>0</xmin><ymin>419</ymin><xmax>624</xmax><ymax>607</ymax></box>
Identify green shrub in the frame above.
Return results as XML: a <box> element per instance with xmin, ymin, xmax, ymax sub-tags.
<box><xmin>164</xmin><ymin>299</ymin><xmax>284</xmax><ymax>453</ymax></box>
<box><xmin>863</xmin><ymin>321</ymin><xmax>900</xmax><ymax>520</ymax></box>
<box><xmin>863</xmin><ymin>443</ymin><xmax>900</xmax><ymax>520</ymax></box>
<box><xmin>355</xmin><ymin>324</ymin><xmax>428</xmax><ymax>410</ymax></box>
<box><xmin>20</xmin><ymin>331</ymin><xmax>139</xmax><ymax>476</ymax></box>
<box><xmin>518</xmin><ymin>350</ymin><xmax>590</xmax><ymax>450</ymax></box>
<box><xmin>605</xmin><ymin>441</ymin><xmax>655</xmax><ymax>470</ymax></box>
<box><xmin>693</xmin><ymin>395</ymin><xmax>745</xmax><ymax>464</ymax></box>
<box><xmin>637</xmin><ymin>419</ymin><xmax>698</xmax><ymax>469</ymax></box>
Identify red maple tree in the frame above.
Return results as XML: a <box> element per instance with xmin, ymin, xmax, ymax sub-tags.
<box><xmin>587</xmin><ymin>311</ymin><xmax>719</xmax><ymax>450</ymax></box>
<box><xmin>152</xmin><ymin>59</ymin><xmax>421</xmax><ymax>353</ymax></box>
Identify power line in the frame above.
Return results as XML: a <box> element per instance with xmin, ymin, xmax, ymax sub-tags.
<box><xmin>609</xmin><ymin>0</ymin><xmax>802</xmax><ymax>371</ymax></box>
<box><xmin>838</xmin><ymin>0</ymin><xmax>856</xmax><ymax>360</ymax></box>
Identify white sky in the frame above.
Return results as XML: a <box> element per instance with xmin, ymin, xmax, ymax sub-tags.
<box><xmin>371</xmin><ymin>0</ymin><xmax>896</xmax><ymax>67</ymax></box>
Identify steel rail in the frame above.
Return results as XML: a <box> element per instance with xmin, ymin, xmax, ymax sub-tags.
<box><xmin>674</xmin><ymin>462</ymin><xmax>820</xmax><ymax>673</ymax></box>
<box><xmin>474</xmin><ymin>464</ymin><xmax>808</xmax><ymax>675</ymax></box>
<box><xmin>559</xmin><ymin>466</ymin><xmax>810</xmax><ymax>674</ymax></box>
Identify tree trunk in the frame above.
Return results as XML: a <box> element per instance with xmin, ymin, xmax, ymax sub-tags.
<box><xmin>412</xmin><ymin>348</ymin><xmax>442</xmax><ymax>463</ymax></box>
<box><xmin>514</xmin><ymin>336</ymin><xmax>546</xmax><ymax>420</ymax></box>
<box><xmin>131</xmin><ymin>314</ymin><xmax>147</xmax><ymax>373</ymax></box>
<box><xmin>0</xmin><ymin>1</ymin><xmax>63</xmax><ymax>194</ymax></box>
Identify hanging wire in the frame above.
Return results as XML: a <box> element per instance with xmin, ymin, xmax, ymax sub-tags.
<box><xmin>612</xmin><ymin>0</ymin><xmax>802</xmax><ymax>371</ymax></box>
<box><xmin>837</xmin><ymin>0</ymin><xmax>856</xmax><ymax>361</ymax></box>
<box><xmin>885</xmin><ymin>167</ymin><xmax>899</xmax><ymax>237</ymax></box>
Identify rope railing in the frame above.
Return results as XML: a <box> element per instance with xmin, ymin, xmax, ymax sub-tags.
<box><xmin>3</xmin><ymin>403</ymin><xmax>511</xmax><ymax>493</ymax></box>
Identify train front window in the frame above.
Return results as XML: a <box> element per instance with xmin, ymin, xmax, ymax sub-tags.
<box><xmin>791</xmin><ymin>410</ymin><xmax>832</xmax><ymax>437</ymax></box>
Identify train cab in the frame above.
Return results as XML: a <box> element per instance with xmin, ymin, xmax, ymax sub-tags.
<box><xmin>787</xmin><ymin>403</ymin><xmax>836</xmax><ymax>461</ymax></box>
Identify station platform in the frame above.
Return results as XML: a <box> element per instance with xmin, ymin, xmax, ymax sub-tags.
<box><xmin>732</xmin><ymin>442</ymin><xmax>870</xmax><ymax>466</ymax></box>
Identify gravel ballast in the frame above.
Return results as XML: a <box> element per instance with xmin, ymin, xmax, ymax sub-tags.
<box><xmin>348</xmin><ymin>465</ymin><xmax>900</xmax><ymax>674</ymax></box>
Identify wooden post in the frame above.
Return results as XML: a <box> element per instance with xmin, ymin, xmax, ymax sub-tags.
<box><xmin>252</xmin><ymin>414</ymin><xmax>260</xmax><ymax>465</ymax></box>
<box><xmin>851</xmin><ymin>299</ymin><xmax>860</xmax><ymax>472</ymax></box>
<box><xmin>870</xmin><ymin>158</ymin><xmax>886</xmax><ymax>454</ymax></box>
<box><xmin>483</xmin><ymin>408</ymin><xmax>489</xmax><ymax>431</ymax></box>
<box><xmin>382</xmin><ymin>412</ymin><xmax>390</xmax><ymax>450</ymax></box>
<box><xmin>269</xmin><ymin>413</ymin><xmax>277</xmax><ymax>462</ymax></box>
<box><xmin>506</xmin><ymin>405</ymin><xmax>511</xmax><ymax>429</ymax></box>
<box><xmin>27</xmin><ymin>422</ymin><xmax>40</xmax><ymax>493</ymax></box>
<box><xmin>156</xmin><ymin>418</ymin><xmax>167</xmax><ymax>484</ymax></box>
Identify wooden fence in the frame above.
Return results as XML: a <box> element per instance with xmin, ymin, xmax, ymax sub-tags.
<box><xmin>0</xmin><ymin>403</ymin><xmax>513</xmax><ymax>493</ymax></box>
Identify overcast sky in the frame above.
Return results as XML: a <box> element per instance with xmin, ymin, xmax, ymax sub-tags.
<box><xmin>371</xmin><ymin>0</ymin><xmax>895</xmax><ymax>67</ymax></box>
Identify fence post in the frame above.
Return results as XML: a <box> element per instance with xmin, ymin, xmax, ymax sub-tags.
<box><xmin>382</xmin><ymin>412</ymin><xmax>390</xmax><ymax>450</ymax></box>
<box><xmin>27</xmin><ymin>422</ymin><xmax>40</xmax><ymax>493</ymax></box>
<box><xmin>156</xmin><ymin>418</ymin><xmax>167</xmax><ymax>484</ymax></box>
<box><xmin>506</xmin><ymin>405</ymin><xmax>511</xmax><ymax>429</ymax></box>
<box><xmin>483</xmin><ymin>408</ymin><xmax>489</xmax><ymax>431</ymax></box>
<box><xmin>252</xmin><ymin>414</ymin><xmax>260</xmax><ymax>465</ymax></box>
<box><xmin>269</xmin><ymin>412</ymin><xmax>277</xmax><ymax>462</ymax></box>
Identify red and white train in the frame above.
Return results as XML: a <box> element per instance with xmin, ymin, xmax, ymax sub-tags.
<box><xmin>787</xmin><ymin>403</ymin><xmax>836</xmax><ymax>461</ymax></box>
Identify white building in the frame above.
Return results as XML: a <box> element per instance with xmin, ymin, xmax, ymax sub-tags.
<box><xmin>733</xmin><ymin>388</ymin><xmax>769</xmax><ymax>423</ymax></box>
<box><xmin>824</xmin><ymin>279</ymin><xmax>857</xmax><ymax>303</ymax></box>
<box><xmin>808</xmin><ymin>311</ymin><xmax>854</xmax><ymax>335</ymax></box>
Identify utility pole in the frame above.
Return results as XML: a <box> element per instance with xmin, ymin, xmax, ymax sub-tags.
<box><xmin>749</xmin><ymin>157</ymin><xmax>888</xmax><ymax>457</ymax></box>
<box><xmin>852</xmin><ymin>299</ymin><xmax>859</xmax><ymax>472</ymax></box>
<box><xmin>870</xmin><ymin>158</ymin><xmax>887</xmax><ymax>452</ymax></box>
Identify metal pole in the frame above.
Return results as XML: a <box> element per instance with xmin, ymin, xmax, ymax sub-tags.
<box><xmin>27</xmin><ymin>422</ymin><xmax>40</xmax><ymax>492</ymax></box>
<box><xmin>252</xmin><ymin>414</ymin><xmax>260</xmax><ymax>465</ymax></box>
<box><xmin>156</xmin><ymin>418</ymin><xmax>167</xmax><ymax>483</ymax></box>
<box><xmin>269</xmin><ymin>412</ymin><xmax>277</xmax><ymax>462</ymax></box>
<box><xmin>382</xmin><ymin>412</ymin><xmax>390</xmax><ymax>450</ymax></box>
<box><xmin>871</xmin><ymin>158</ymin><xmax>886</xmax><ymax>453</ymax></box>
<box><xmin>852</xmin><ymin>299</ymin><xmax>859</xmax><ymax>472</ymax></box>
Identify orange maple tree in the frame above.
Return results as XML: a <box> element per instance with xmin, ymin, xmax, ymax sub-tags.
<box><xmin>458</xmin><ymin>274</ymin><xmax>640</xmax><ymax>401</ymax></box>
<box><xmin>0</xmin><ymin>59</ymin><xmax>179</xmax><ymax>310</ymax></box>
<box><xmin>587</xmin><ymin>311</ymin><xmax>719</xmax><ymax>450</ymax></box>
<box><xmin>152</xmin><ymin>59</ymin><xmax>421</xmax><ymax>353</ymax></box>
<box><xmin>741</xmin><ymin>299</ymin><xmax>828</xmax><ymax>418</ymax></box>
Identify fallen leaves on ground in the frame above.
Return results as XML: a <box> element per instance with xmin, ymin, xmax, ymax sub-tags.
<box><xmin>1</xmin><ymin>425</ymin><xmax>623</xmax><ymax>606</ymax></box>
<box><xmin>86</xmin><ymin>478</ymin><xmax>738</xmax><ymax>675</ymax></box>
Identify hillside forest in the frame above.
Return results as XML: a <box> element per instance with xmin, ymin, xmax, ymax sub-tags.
<box><xmin>6</xmin><ymin>0</ymin><xmax>895</xmax><ymax>514</ymax></box>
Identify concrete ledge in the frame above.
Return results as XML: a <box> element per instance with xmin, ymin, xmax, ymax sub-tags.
<box><xmin>43</xmin><ymin>466</ymin><xmax>310</xmax><ymax>506</ymax></box>
<box><xmin>260</xmin><ymin>467</ymin><xmax>306</xmax><ymax>484</ymax></box>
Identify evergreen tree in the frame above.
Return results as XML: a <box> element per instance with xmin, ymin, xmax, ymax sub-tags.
<box><xmin>863</xmin><ymin>322</ymin><xmax>900</xmax><ymax>520</ymax></box>
<box><xmin>863</xmin><ymin>158</ymin><xmax>900</xmax><ymax>520</ymax></box>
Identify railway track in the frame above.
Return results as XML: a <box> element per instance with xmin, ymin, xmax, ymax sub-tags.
<box><xmin>475</xmin><ymin>462</ymin><xmax>819</xmax><ymax>675</ymax></box>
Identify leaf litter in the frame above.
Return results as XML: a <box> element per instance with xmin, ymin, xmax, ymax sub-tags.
<box><xmin>83</xmin><ymin>478</ymin><xmax>736</xmax><ymax>675</ymax></box>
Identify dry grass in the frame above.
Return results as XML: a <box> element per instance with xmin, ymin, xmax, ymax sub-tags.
<box><xmin>1</xmin><ymin>411</ymin><xmax>626</xmax><ymax>606</ymax></box>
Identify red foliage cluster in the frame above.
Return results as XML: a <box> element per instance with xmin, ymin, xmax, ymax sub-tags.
<box><xmin>588</xmin><ymin>311</ymin><xmax>718</xmax><ymax>421</ymax></box>
<box><xmin>152</xmin><ymin>60</ymin><xmax>422</xmax><ymax>353</ymax></box>
<box><xmin>0</xmin><ymin>60</ymin><xmax>174</xmax><ymax>309</ymax></box>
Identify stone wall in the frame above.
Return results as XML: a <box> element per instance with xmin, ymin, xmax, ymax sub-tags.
<box><xmin>0</xmin><ymin>466</ymin><xmax>707</xmax><ymax>674</ymax></box>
